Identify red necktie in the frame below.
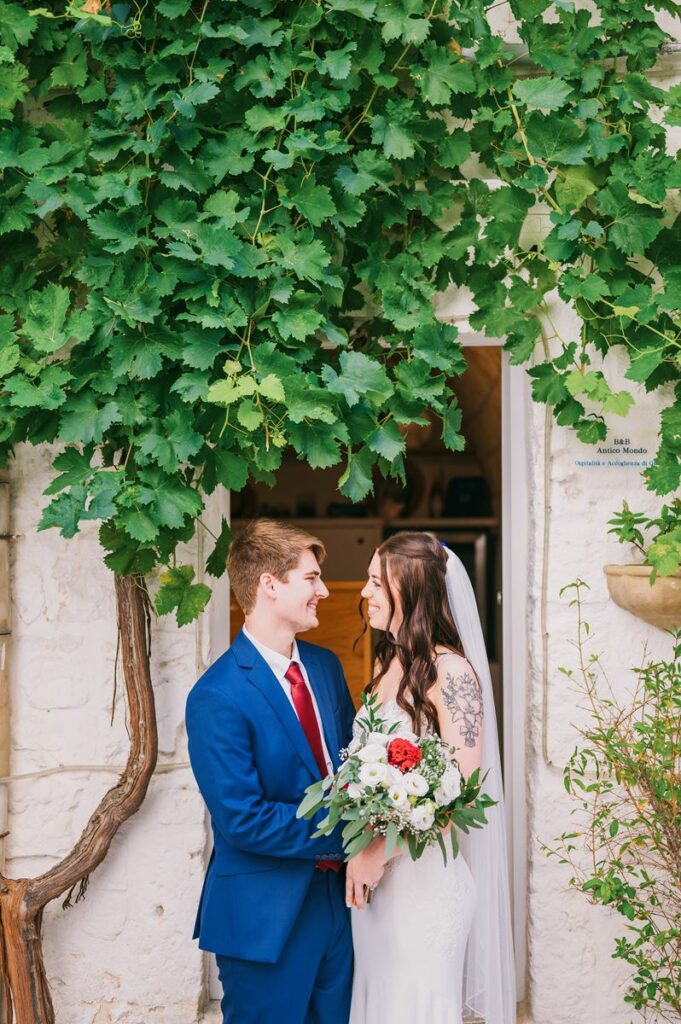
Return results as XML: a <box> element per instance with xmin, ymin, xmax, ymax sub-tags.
<box><xmin>285</xmin><ymin>661</ymin><xmax>328</xmax><ymax>779</ymax></box>
<box><xmin>285</xmin><ymin>661</ymin><xmax>340</xmax><ymax>873</ymax></box>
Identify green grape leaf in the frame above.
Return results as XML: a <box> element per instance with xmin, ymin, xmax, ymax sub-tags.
<box><xmin>555</xmin><ymin>166</ymin><xmax>599</xmax><ymax>209</ymax></box>
<box><xmin>529</xmin><ymin>364</ymin><xmax>569</xmax><ymax>404</ymax></box>
<box><xmin>575</xmin><ymin>418</ymin><xmax>607</xmax><ymax>444</ymax></box>
<box><xmin>513</xmin><ymin>76</ymin><xmax>573</xmax><ymax>112</ymax></box>
<box><xmin>285</xmin><ymin>176</ymin><xmax>336</xmax><ymax>226</ymax></box>
<box><xmin>443</xmin><ymin>400</ymin><xmax>466</xmax><ymax>451</ymax></box>
<box><xmin>603</xmin><ymin>390</ymin><xmax>635</xmax><ymax>417</ymax></box>
<box><xmin>155</xmin><ymin>564</ymin><xmax>212</xmax><ymax>626</ymax></box>
<box><xmin>438</xmin><ymin>130</ymin><xmax>472</xmax><ymax>168</ymax></box>
<box><xmin>596</xmin><ymin>181</ymin><xmax>663</xmax><ymax>255</ymax></box>
<box><xmin>213</xmin><ymin>448</ymin><xmax>250</xmax><ymax>490</ymax></box>
<box><xmin>99</xmin><ymin>523</ymin><xmax>158</xmax><ymax>575</ymax></box>
<box><xmin>415</xmin><ymin>45</ymin><xmax>475</xmax><ymax>106</ymax></box>
<box><xmin>289</xmin><ymin>420</ymin><xmax>347</xmax><ymax>469</ymax></box>
<box><xmin>338</xmin><ymin>447</ymin><xmax>375</xmax><ymax>502</ymax></box>
<box><xmin>272</xmin><ymin>293</ymin><xmax>325</xmax><ymax>340</ymax></box>
<box><xmin>205</xmin><ymin>517</ymin><xmax>232</xmax><ymax>579</ymax></box>
<box><xmin>367</xmin><ymin>420</ymin><xmax>405</xmax><ymax>461</ymax></box>
<box><xmin>371</xmin><ymin>114</ymin><xmax>416</xmax><ymax>160</ymax></box>
<box><xmin>88</xmin><ymin>209</ymin><xmax>148</xmax><ymax>254</ymax></box>
<box><xmin>322</xmin><ymin>351</ymin><xmax>393</xmax><ymax>408</ymax></box>
<box><xmin>38</xmin><ymin>486</ymin><xmax>88</xmax><ymax>538</ymax></box>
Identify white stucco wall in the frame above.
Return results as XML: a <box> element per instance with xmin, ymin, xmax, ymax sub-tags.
<box><xmin>524</xmin><ymin>347</ymin><xmax>675</xmax><ymax>1024</ymax></box>
<box><xmin>6</xmin><ymin>444</ymin><xmax>210</xmax><ymax>1023</ymax></box>
<box><xmin>520</xmin><ymin>33</ymin><xmax>680</xmax><ymax>1023</ymax></box>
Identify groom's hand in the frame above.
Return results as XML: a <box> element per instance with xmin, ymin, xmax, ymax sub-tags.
<box><xmin>346</xmin><ymin>839</ymin><xmax>386</xmax><ymax>911</ymax></box>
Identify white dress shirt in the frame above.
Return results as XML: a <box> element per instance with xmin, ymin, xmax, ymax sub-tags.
<box><xmin>242</xmin><ymin>626</ymin><xmax>333</xmax><ymax>775</ymax></box>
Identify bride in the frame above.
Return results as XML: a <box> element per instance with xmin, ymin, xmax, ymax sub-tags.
<box><xmin>347</xmin><ymin>531</ymin><xmax>516</xmax><ymax>1024</ymax></box>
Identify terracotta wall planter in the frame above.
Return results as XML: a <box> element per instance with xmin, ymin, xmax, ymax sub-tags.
<box><xmin>603</xmin><ymin>564</ymin><xmax>681</xmax><ymax>631</ymax></box>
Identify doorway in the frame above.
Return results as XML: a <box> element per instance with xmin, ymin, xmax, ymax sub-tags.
<box><xmin>229</xmin><ymin>345</ymin><xmax>503</xmax><ymax>713</ymax></box>
<box><xmin>208</xmin><ymin>342</ymin><xmax>529</xmax><ymax>1006</ymax></box>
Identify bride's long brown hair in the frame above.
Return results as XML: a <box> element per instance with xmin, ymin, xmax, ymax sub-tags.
<box><xmin>365</xmin><ymin>531</ymin><xmax>463</xmax><ymax>736</ymax></box>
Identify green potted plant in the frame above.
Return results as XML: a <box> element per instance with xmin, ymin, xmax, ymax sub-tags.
<box><xmin>604</xmin><ymin>500</ymin><xmax>681</xmax><ymax>631</ymax></box>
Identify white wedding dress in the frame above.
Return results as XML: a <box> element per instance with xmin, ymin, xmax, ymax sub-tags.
<box><xmin>349</xmin><ymin>700</ymin><xmax>477</xmax><ymax>1024</ymax></box>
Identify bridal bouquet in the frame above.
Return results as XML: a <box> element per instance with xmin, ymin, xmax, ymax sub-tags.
<box><xmin>297</xmin><ymin>693</ymin><xmax>495</xmax><ymax>862</ymax></box>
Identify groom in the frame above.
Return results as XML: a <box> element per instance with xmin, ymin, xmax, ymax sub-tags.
<box><xmin>186</xmin><ymin>518</ymin><xmax>357</xmax><ymax>1024</ymax></box>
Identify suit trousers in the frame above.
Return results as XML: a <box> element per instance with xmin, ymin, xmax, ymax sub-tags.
<box><xmin>216</xmin><ymin>868</ymin><xmax>353</xmax><ymax>1024</ymax></box>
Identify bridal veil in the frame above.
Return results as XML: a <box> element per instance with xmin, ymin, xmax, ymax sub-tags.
<box><xmin>443</xmin><ymin>546</ymin><xmax>516</xmax><ymax>1024</ymax></box>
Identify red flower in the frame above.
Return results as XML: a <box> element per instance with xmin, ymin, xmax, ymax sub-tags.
<box><xmin>387</xmin><ymin>738</ymin><xmax>422</xmax><ymax>774</ymax></box>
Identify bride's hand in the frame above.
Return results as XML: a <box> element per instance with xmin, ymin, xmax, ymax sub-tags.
<box><xmin>345</xmin><ymin>838</ymin><xmax>386</xmax><ymax>911</ymax></box>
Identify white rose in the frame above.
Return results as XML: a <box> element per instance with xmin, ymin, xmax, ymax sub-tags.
<box><xmin>357</xmin><ymin>743</ymin><xmax>388</xmax><ymax>764</ymax></box>
<box><xmin>386</xmin><ymin>764</ymin><xmax>405</xmax><ymax>785</ymax></box>
<box><xmin>410</xmin><ymin>803</ymin><xmax>435</xmax><ymax>831</ymax></box>
<box><xmin>403</xmin><ymin>771</ymin><xmax>429</xmax><ymax>797</ymax></box>
<box><xmin>439</xmin><ymin>766</ymin><xmax>462</xmax><ymax>802</ymax></box>
<box><xmin>346</xmin><ymin>782</ymin><xmax>363</xmax><ymax>800</ymax></box>
<box><xmin>435</xmin><ymin>783</ymin><xmax>459</xmax><ymax>806</ymax></box>
<box><xmin>386</xmin><ymin>783</ymin><xmax>409</xmax><ymax>807</ymax></box>
<box><xmin>367</xmin><ymin>731</ymin><xmax>390</xmax><ymax>746</ymax></box>
<box><xmin>359</xmin><ymin>762</ymin><xmax>389</xmax><ymax>788</ymax></box>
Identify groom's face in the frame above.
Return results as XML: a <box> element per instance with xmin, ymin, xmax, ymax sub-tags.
<box><xmin>266</xmin><ymin>548</ymin><xmax>329</xmax><ymax>634</ymax></box>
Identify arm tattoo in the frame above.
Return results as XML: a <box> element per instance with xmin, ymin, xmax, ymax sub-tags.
<box><xmin>442</xmin><ymin>670</ymin><xmax>483</xmax><ymax>748</ymax></box>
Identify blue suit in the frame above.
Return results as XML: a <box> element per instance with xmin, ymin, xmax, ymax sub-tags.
<box><xmin>186</xmin><ymin>628</ymin><xmax>357</xmax><ymax>1023</ymax></box>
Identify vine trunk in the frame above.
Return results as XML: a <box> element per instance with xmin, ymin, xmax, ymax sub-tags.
<box><xmin>0</xmin><ymin>574</ymin><xmax>158</xmax><ymax>1024</ymax></box>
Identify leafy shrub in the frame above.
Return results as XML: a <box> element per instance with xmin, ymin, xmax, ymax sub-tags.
<box><xmin>546</xmin><ymin>581</ymin><xmax>681</xmax><ymax>1022</ymax></box>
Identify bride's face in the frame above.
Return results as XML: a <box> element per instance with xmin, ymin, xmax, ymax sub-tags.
<box><xmin>361</xmin><ymin>552</ymin><xmax>402</xmax><ymax>634</ymax></box>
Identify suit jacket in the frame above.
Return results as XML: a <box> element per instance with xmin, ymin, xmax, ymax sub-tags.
<box><xmin>185</xmin><ymin>628</ymin><xmax>357</xmax><ymax>962</ymax></box>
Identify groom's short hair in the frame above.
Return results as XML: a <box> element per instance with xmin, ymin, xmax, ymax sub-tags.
<box><xmin>228</xmin><ymin>518</ymin><xmax>326</xmax><ymax>613</ymax></box>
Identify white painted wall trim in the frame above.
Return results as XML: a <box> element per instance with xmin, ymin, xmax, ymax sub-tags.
<box><xmin>501</xmin><ymin>356</ymin><xmax>530</xmax><ymax>1001</ymax></box>
<box><xmin>206</xmin><ymin>487</ymin><xmax>232</xmax><ymax>667</ymax></box>
<box><xmin>199</xmin><ymin>485</ymin><xmax>232</xmax><ymax>1005</ymax></box>
<box><xmin>436</xmin><ymin>330</ymin><xmax>531</xmax><ymax>999</ymax></box>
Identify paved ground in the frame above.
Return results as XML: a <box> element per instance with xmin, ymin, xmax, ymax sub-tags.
<box><xmin>200</xmin><ymin>1001</ymin><xmax>534</xmax><ymax>1022</ymax></box>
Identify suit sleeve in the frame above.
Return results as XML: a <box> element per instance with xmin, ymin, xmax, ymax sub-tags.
<box><xmin>331</xmin><ymin>652</ymin><xmax>357</xmax><ymax>749</ymax></box>
<box><xmin>186</xmin><ymin>684</ymin><xmax>344</xmax><ymax>860</ymax></box>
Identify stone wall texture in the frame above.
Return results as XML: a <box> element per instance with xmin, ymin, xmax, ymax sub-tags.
<box><xmin>7</xmin><ymin>444</ymin><xmax>210</xmax><ymax>1023</ymax></box>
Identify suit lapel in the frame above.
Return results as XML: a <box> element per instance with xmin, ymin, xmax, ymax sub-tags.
<box><xmin>299</xmin><ymin>645</ymin><xmax>341</xmax><ymax>772</ymax></box>
<box><xmin>232</xmin><ymin>630</ymin><xmax>320</xmax><ymax>779</ymax></box>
